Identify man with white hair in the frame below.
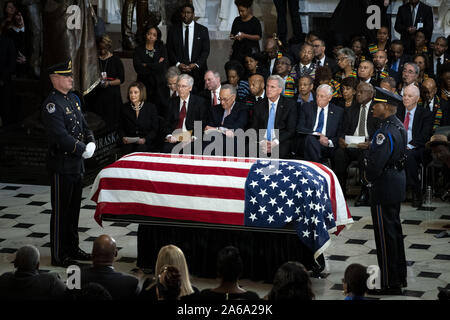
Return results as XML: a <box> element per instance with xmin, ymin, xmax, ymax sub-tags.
<box><xmin>0</xmin><ymin>245</ymin><xmax>66</xmax><ymax>300</ymax></box>
<box><xmin>398</xmin><ymin>62</ymin><xmax>420</xmax><ymax>96</ymax></box>
<box><xmin>250</xmin><ymin>75</ymin><xmax>297</xmax><ymax>158</ymax></box>
<box><xmin>296</xmin><ymin>84</ymin><xmax>344</xmax><ymax>163</ymax></box>
<box><xmin>397</xmin><ymin>84</ymin><xmax>433</xmax><ymax>207</ymax></box>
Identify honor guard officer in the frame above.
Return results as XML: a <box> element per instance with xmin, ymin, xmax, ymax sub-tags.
<box><xmin>363</xmin><ymin>87</ymin><xmax>408</xmax><ymax>295</ymax></box>
<box><xmin>41</xmin><ymin>59</ymin><xmax>96</xmax><ymax>267</ymax></box>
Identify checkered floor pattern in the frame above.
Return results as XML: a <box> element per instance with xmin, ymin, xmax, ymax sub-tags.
<box><xmin>1</xmin><ymin>182</ymin><xmax>449</xmax><ymax>300</ymax></box>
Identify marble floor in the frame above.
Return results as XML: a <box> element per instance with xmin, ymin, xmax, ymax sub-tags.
<box><xmin>1</xmin><ymin>181</ymin><xmax>449</xmax><ymax>300</ymax></box>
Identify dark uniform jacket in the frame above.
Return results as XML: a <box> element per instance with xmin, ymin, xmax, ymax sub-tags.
<box><xmin>364</xmin><ymin>115</ymin><xmax>407</xmax><ymax>204</ymax></box>
<box><xmin>41</xmin><ymin>89</ymin><xmax>95</xmax><ymax>174</ymax></box>
<box><xmin>0</xmin><ymin>270</ymin><xmax>66</xmax><ymax>300</ymax></box>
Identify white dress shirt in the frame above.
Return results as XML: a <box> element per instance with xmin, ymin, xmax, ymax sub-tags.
<box><xmin>313</xmin><ymin>104</ymin><xmax>334</xmax><ymax>147</ymax></box>
<box><xmin>427</xmin><ymin>97</ymin><xmax>435</xmax><ymax>112</ymax></box>
<box><xmin>405</xmin><ymin>106</ymin><xmax>417</xmax><ymax>149</ymax></box>
<box><xmin>318</xmin><ymin>56</ymin><xmax>326</xmax><ymax>67</ymax></box>
<box><xmin>211</xmin><ymin>86</ymin><xmax>221</xmax><ymax>105</ymax></box>
<box><xmin>265</xmin><ymin>97</ymin><xmax>280</xmax><ymax>145</ymax></box>
<box><xmin>182</xmin><ymin>21</ymin><xmax>195</xmax><ymax>62</ymax></box>
<box><xmin>434</xmin><ymin>54</ymin><xmax>444</xmax><ymax>75</ymax></box>
<box><xmin>270</xmin><ymin>58</ymin><xmax>276</xmax><ymax>74</ymax></box>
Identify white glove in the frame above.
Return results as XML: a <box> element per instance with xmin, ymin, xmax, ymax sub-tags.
<box><xmin>82</xmin><ymin>142</ymin><xmax>96</xmax><ymax>159</ymax></box>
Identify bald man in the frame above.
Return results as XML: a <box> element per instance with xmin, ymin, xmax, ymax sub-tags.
<box><xmin>81</xmin><ymin>235</ymin><xmax>139</xmax><ymax>299</ymax></box>
<box><xmin>421</xmin><ymin>78</ymin><xmax>450</xmax><ymax>131</ymax></box>
<box><xmin>397</xmin><ymin>84</ymin><xmax>433</xmax><ymax>207</ymax></box>
<box><xmin>264</xmin><ymin>38</ymin><xmax>281</xmax><ymax>75</ymax></box>
<box><xmin>373</xmin><ymin>50</ymin><xmax>391</xmax><ymax>86</ymax></box>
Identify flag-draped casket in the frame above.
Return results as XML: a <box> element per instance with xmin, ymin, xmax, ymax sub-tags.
<box><xmin>90</xmin><ymin>153</ymin><xmax>353</xmax><ymax>259</ymax></box>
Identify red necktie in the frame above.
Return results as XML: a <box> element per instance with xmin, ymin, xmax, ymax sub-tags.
<box><xmin>213</xmin><ymin>91</ymin><xmax>218</xmax><ymax>106</ymax></box>
<box><xmin>176</xmin><ymin>101</ymin><xmax>186</xmax><ymax>129</ymax></box>
<box><xmin>403</xmin><ymin>111</ymin><xmax>410</xmax><ymax>130</ymax></box>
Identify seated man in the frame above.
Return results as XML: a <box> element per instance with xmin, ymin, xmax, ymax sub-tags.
<box><xmin>244</xmin><ymin>72</ymin><xmax>266</xmax><ymax>125</ymax></box>
<box><xmin>430</xmin><ymin>37</ymin><xmax>449</xmax><ymax>79</ymax></box>
<box><xmin>263</xmin><ymin>37</ymin><xmax>283</xmax><ymax>75</ymax></box>
<box><xmin>357</xmin><ymin>60</ymin><xmax>377</xmax><ymax>87</ymax></box>
<box><xmin>201</xmin><ymin>70</ymin><xmax>222</xmax><ymax>108</ymax></box>
<box><xmin>398</xmin><ymin>62</ymin><xmax>420</xmax><ymax>95</ymax></box>
<box><xmin>290</xmin><ymin>43</ymin><xmax>316</xmax><ymax>80</ymax></box>
<box><xmin>0</xmin><ymin>245</ymin><xmax>66</xmax><ymax>300</ymax></box>
<box><xmin>380</xmin><ymin>76</ymin><xmax>398</xmax><ymax>94</ymax></box>
<box><xmin>333</xmin><ymin>82</ymin><xmax>379</xmax><ymax>204</ymax></box>
<box><xmin>312</xmin><ymin>38</ymin><xmax>338</xmax><ymax>75</ymax></box>
<box><xmin>274</xmin><ymin>56</ymin><xmax>296</xmax><ymax>98</ymax></box>
<box><xmin>388</xmin><ymin>40</ymin><xmax>410</xmax><ymax>84</ymax></box>
<box><xmin>203</xmin><ymin>84</ymin><xmax>248</xmax><ymax>156</ymax></box>
<box><xmin>250</xmin><ymin>75</ymin><xmax>297</xmax><ymax>159</ymax></box>
<box><xmin>81</xmin><ymin>235</ymin><xmax>140</xmax><ymax>300</ymax></box>
<box><xmin>397</xmin><ymin>84</ymin><xmax>433</xmax><ymax>207</ymax></box>
<box><xmin>297</xmin><ymin>84</ymin><xmax>344</xmax><ymax>163</ymax></box>
<box><xmin>373</xmin><ymin>50</ymin><xmax>391</xmax><ymax>86</ymax></box>
<box><xmin>162</xmin><ymin>74</ymin><xmax>207</xmax><ymax>154</ymax></box>
<box><xmin>159</xmin><ymin>66</ymin><xmax>181</xmax><ymax>119</ymax></box>
<box><xmin>421</xmin><ymin>78</ymin><xmax>450</xmax><ymax>131</ymax></box>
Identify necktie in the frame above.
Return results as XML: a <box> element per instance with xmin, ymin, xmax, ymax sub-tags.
<box><xmin>301</xmin><ymin>65</ymin><xmax>307</xmax><ymax>75</ymax></box>
<box><xmin>436</xmin><ymin>57</ymin><xmax>442</xmax><ymax>74</ymax></box>
<box><xmin>267</xmin><ymin>103</ymin><xmax>276</xmax><ymax>141</ymax></box>
<box><xmin>403</xmin><ymin>111</ymin><xmax>410</xmax><ymax>130</ymax></box>
<box><xmin>358</xmin><ymin>105</ymin><xmax>366</xmax><ymax>136</ymax></box>
<box><xmin>316</xmin><ymin>108</ymin><xmax>325</xmax><ymax>134</ymax></box>
<box><xmin>171</xmin><ymin>91</ymin><xmax>177</xmax><ymax>98</ymax></box>
<box><xmin>213</xmin><ymin>91</ymin><xmax>218</xmax><ymax>106</ymax></box>
<box><xmin>177</xmin><ymin>101</ymin><xmax>186</xmax><ymax>129</ymax></box>
<box><xmin>184</xmin><ymin>26</ymin><xmax>189</xmax><ymax>62</ymax></box>
<box><xmin>411</xmin><ymin>6</ymin><xmax>416</xmax><ymax>26</ymax></box>
<box><xmin>393</xmin><ymin>59</ymin><xmax>399</xmax><ymax>72</ymax></box>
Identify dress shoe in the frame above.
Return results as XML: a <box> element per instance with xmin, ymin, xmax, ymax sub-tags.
<box><xmin>412</xmin><ymin>192</ymin><xmax>422</xmax><ymax>208</ymax></box>
<box><xmin>367</xmin><ymin>287</ymin><xmax>403</xmax><ymax>295</ymax></box>
<box><xmin>354</xmin><ymin>190</ymin><xmax>370</xmax><ymax>207</ymax></box>
<box><xmin>70</xmin><ymin>248</ymin><xmax>92</xmax><ymax>261</ymax></box>
<box><xmin>52</xmin><ymin>257</ymin><xmax>79</xmax><ymax>268</ymax></box>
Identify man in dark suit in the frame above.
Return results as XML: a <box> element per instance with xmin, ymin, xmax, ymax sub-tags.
<box><xmin>397</xmin><ymin>84</ymin><xmax>433</xmax><ymax>207</ymax></box>
<box><xmin>244</xmin><ymin>72</ymin><xmax>266</xmax><ymax>127</ymax></box>
<box><xmin>312</xmin><ymin>38</ymin><xmax>338</xmax><ymax>75</ymax></box>
<box><xmin>0</xmin><ymin>33</ymin><xmax>16</xmax><ymax>126</ymax></box>
<box><xmin>358</xmin><ymin>60</ymin><xmax>378</xmax><ymax>87</ymax></box>
<box><xmin>333</xmin><ymin>83</ymin><xmax>379</xmax><ymax>204</ymax></box>
<box><xmin>394</xmin><ymin>0</ymin><xmax>433</xmax><ymax>54</ymax></box>
<box><xmin>430</xmin><ymin>37</ymin><xmax>449</xmax><ymax>79</ymax></box>
<box><xmin>166</xmin><ymin>3</ymin><xmax>210</xmax><ymax>91</ymax></box>
<box><xmin>203</xmin><ymin>84</ymin><xmax>248</xmax><ymax>156</ymax></box>
<box><xmin>388</xmin><ymin>40</ymin><xmax>410</xmax><ymax>84</ymax></box>
<box><xmin>297</xmin><ymin>84</ymin><xmax>344</xmax><ymax>163</ymax></box>
<box><xmin>200</xmin><ymin>70</ymin><xmax>222</xmax><ymax>108</ymax></box>
<box><xmin>158</xmin><ymin>66</ymin><xmax>181</xmax><ymax>119</ymax></box>
<box><xmin>162</xmin><ymin>74</ymin><xmax>206</xmax><ymax>154</ymax></box>
<box><xmin>373</xmin><ymin>50</ymin><xmax>392</xmax><ymax>86</ymax></box>
<box><xmin>263</xmin><ymin>37</ymin><xmax>282</xmax><ymax>76</ymax></box>
<box><xmin>81</xmin><ymin>235</ymin><xmax>140</xmax><ymax>300</ymax></box>
<box><xmin>421</xmin><ymin>78</ymin><xmax>449</xmax><ymax>131</ymax></box>
<box><xmin>250</xmin><ymin>75</ymin><xmax>297</xmax><ymax>159</ymax></box>
<box><xmin>0</xmin><ymin>245</ymin><xmax>66</xmax><ymax>300</ymax></box>
<box><xmin>398</xmin><ymin>62</ymin><xmax>420</xmax><ymax>95</ymax></box>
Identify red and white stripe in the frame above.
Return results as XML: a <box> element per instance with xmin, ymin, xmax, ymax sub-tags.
<box><xmin>90</xmin><ymin>153</ymin><xmax>353</xmax><ymax>230</ymax></box>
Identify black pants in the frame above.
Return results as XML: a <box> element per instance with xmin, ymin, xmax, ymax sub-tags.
<box><xmin>370</xmin><ymin>202</ymin><xmax>407</xmax><ymax>289</ymax></box>
<box><xmin>273</xmin><ymin>0</ymin><xmax>302</xmax><ymax>44</ymax></box>
<box><xmin>303</xmin><ymin>135</ymin><xmax>333</xmax><ymax>163</ymax></box>
<box><xmin>50</xmin><ymin>173</ymin><xmax>83</xmax><ymax>263</ymax></box>
<box><xmin>333</xmin><ymin>147</ymin><xmax>367</xmax><ymax>195</ymax></box>
<box><xmin>405</xmin><ymin>148</ymin><xmax>424</xmax><ymax>193</ymax></box>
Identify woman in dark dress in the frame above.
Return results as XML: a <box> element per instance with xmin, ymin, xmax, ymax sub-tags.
<box><xmin>87</xmin><ymin>35</ymin><xmax>124</xmax><ymax>129</ymax></box>
<box><xmin>133</xmin><ymin>25</ymin><xmax>168</xmax><ymax>117</ymax></box>
<box><xmin>230</xmin><ymin>0</ymin><xmax>262</xmax><ymax>65</ymax></box>
<box><xmin>196</xmin><ymin>246</ymin><xmax>259</xmax><ymax>301</ymax></box>
<box><xmin>118</xmin><ymin>81</ymin><xmax>159</xmax><ymax>155</ymax></box>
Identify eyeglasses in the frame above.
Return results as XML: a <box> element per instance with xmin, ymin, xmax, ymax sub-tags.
<box><xmin>219</xmin><ymin>96</ymin><xmax>233</xmax><ymax>102</ymax></box>
<box><xmin>337</xmin><ymin>57</ymin><xmax>348</xmax><ymax>62</ymax></box>
<box><xmin>177</xmin><ymin>84</ymin><xmax>191</xmax><ymax>89</ymax></box>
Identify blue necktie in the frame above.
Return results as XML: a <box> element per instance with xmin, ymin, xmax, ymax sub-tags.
<box><xmin>316</xmin><ymin>108</ymin><xmax>324</xmax><ymax>134</ymax></box>
<box><xmin>393</xmin><ymin>59</ymin><xmax>399</xmax><ymax>72</ymax></box>
<box><xmin>267</xmin><ymin>103</ymin><xmax>276</xmax><ymax>141</ymax></box>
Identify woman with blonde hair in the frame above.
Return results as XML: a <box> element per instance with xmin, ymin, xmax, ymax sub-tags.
<box><xmin>139</xmin><ymin>245</ymin><xmax>198</xmax><ymax>300</ymax></box>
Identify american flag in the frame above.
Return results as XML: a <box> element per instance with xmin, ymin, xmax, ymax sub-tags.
<box><xmin>90</xmin><ymin>153</ymin><xmax>353</xmax><ymax>258</ymax></box>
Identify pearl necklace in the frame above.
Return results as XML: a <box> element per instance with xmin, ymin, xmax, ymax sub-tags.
<box><xmin>131</xmin><ymin>102</ymin><xmax>144</xmax><ymax>111</ymax></box>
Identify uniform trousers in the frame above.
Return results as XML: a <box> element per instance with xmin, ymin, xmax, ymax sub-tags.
<box><xmin>405</xmin><ymin>148</ymin><xmax>424</xmax><ymax>193</ymax></box>
<box><xmin>370</xmin><ymin>202</ymin><xmax>407</xmax><ymax>289</ymax></box>
<box><xmin>50</xmin><ymin>173</ymin><xmax>83</xmax><ymax>263</ymax></box>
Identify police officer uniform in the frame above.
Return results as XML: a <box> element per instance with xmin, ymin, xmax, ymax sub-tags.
<box><xmin>41</xmin><ymin>60</ymin><xmax>95</xmax><ymax>267</ymax></box>
<box><xmin>364</xmin><ymin>87</ymin><xmax>408</xmax><ymax>294</ymax></box>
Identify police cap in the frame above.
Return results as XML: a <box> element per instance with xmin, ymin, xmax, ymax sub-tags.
<box><xmin>48</xmin><ymin>59</ymin><xmax>73</xmax><ymax>76</ymax></box>
<box><xmin>373</xmin><ymin>86</ymin><xmax>402</xmax><ymax>107</ymax></box>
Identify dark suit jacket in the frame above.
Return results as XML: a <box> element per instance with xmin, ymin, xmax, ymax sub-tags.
<box><xmin>314</xmin><ymin>56</ymin><xmax>339</xmax><ymax>75</ymax></box>
<box><xmin>250</xmin><ymin>96</ymin><xmax>297</xmax><ymax>158</ymax></box>
<box><xmin>0</xmin><ymin>35</ymin><xmax>16</xmax><ymax>83</ymax></box>
<box><xmin>397</xmin><ymin>103</ymin><xmax>433</xmax><ymax>148</ymax></box>
<box><xmin>430</xmin><ymin>51</ymin><xmax>450</xmax><ymax>78</ymax></box>
<box><xmin>340</xmin><ymin>101</ymin><xmax>379</xmax><ymax>139</ymax></box>
<box><xmin>164</xmin><ymin>94</ymin><xmax>207</xmax><ymax>136</ymax></box>
<box><xmin>166</xmin><ymin>22</ymin><xmax>210</xmax><ymax>70</ymax></box>
<box><xmin>394</xmin><ymin>2</ymin><xmax>434</xmax><ymax>52</ymax></box>
<box><xmin>423</xmin><ymin>96</ymin><xmax>450</xmax><ymax>129</ymax></box>
<box><xmin>297</xmin><ymin>102</ymin><xmax>344</xmax><ymax>147</ymax></box>
<box><xmin>118</xmin><ymin>102</ymin><xmax>159</xmax><ymax>149</ymax></box>
<box><xmin>207</xmin><ymin>102</ymin><xmax>248</xmax><ymax>130</ymax></box>
<box><xmin>388</xmin><ymin>54</ymin><xmax>411</xmax><ymax>83</ymax></box>
<box><xmin>0</xmin><ymin>270</ymin><xmax>66</xmax><ymax>300</ymax></box>
<box><xmin>81</xmin><ymin>265</ymin><xmax>139</xmax><ymax>300</ymax></box>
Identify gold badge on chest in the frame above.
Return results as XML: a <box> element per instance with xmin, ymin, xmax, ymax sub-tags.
<box><xmin>65</xmin><ymin>107</ymin><xmax>72</xmax><ymax>114</ymax></box>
